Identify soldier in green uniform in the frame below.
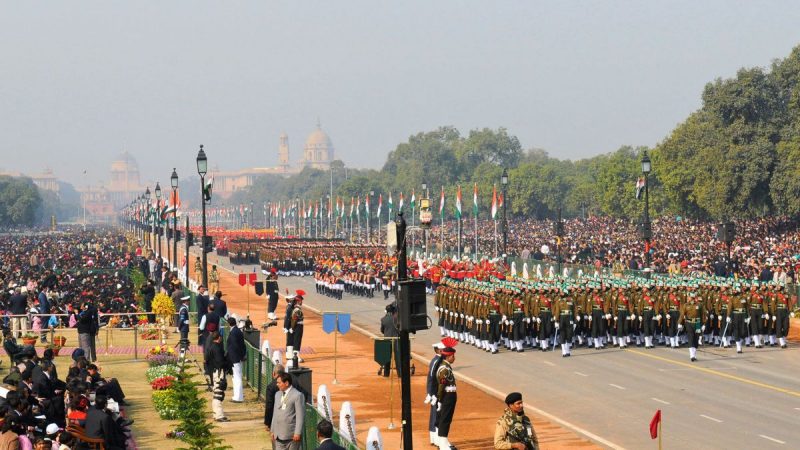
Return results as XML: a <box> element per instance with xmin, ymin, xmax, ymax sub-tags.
<box><xmin>680</xmin><ymin>293</ymin><xmax>707</xmax><ymax>362</ymax></box>
<box><xmin>553</xmin><ymin>288</ymin><xmax>576</xmax><ymax>357</ymax></box>
<box><xmin>639</xmin><ymin>285</ymin><xmax>659</xmax><ymax>349</ymax></box>
<box><xmin>436</xmin><ymin>346</ymin><xmax>458</xmax><ymax>450</ymax></box>
<box><xmin>665</xmin><ymin>286</ymin><xmax>683</xmax><ymax>348</ymax></box>
<box><xmin>493</xmin><ymin>392</ymin><xmax>538</xmax><ymax>450</ymax></box>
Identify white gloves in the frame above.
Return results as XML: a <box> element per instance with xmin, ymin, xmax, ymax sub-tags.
<box><xmin>701</xmin><ymin>325</ymin><xmax>706</xmax><ymax>332</ymax></box>
<box><xmin>653</xmin><ymin>316</ymin><xmax>659</xmax><ymax>321</ymax></box>
<box><xmin>435</xmin><ymin>307</ymin><xmax>440</xmax><ymax>312</ymax></box>
<box><xmin>745</xmin><ymin>317</ymin><xmax>751</xmax><ymax>324</ymax></box>
<box><xmin>726</xmin><ymin>317</ymin><xmax>731</xmax><ymax>323</ymax></box>
<box><xmin>762</xmin><ymin>314</ymin><xmax>768</xmax><ymax>320</ymax></box>
<box><xmin>772</xmin><ymin>316</ymin><xmax>777</xmax><ymax>321</ymax></box>
<box><xmin>460</xmin><ymin>314</ymin><xmax>464</xmax><ymax>319</ymax></box>
<box><xmin>569</xmin><ymin>321</ymin><xmax>574</xmax><ymax>326</ymax></box>
<box><xmin>289</xmin><ymin>328</ymin><xmax>294</xmax><ymax>334</ymax></box>
<box><xmin>550</xmin><ymin>317</ymin><xmax>555</xmax><ymax>322</ymax></box>
<box><xmin>631</xmin><ymin>314</ymin><xmax>637</xmax><ymax>321</ymax></box>
<box><xmin>430</xmin><ymin>396</ymin><xmax>438</xmax><ymax>406</ymax></box>
<box><xmin>509</xmin><ymin>320</ymin><xmax>514</xmax><ymax>326</ymax></box>
<box><xmin>437</xmin><ymin>402</ymin><xmax>442</xmax><ymax>412</ymax></box>
<box><xmin>502</xmin><ymin>315</ymin><xmax>507</xmax><ymax>322</ymax></box>
<box><xmin>554</xmin><ymin>322</ymin><xmax>560</xmax><ymax>329</ymax></box>
<box><xmin>584</xmin><ymin>315</ymin><xmax>590</xmax><ymax>321</ymax></box>
<box><xmin>605</xmin><ymin>314</ymin><xmax>612</xmax><ymax>320</ymax></box>
<box><xmin>424</xmin><ymin>394</ymin><xmax>431</xmax><ymax>404</ymax></box>
<box><xmin>283</xmin><ymin>328</ymin><xmax>289</xmax><ymax>334</ymax></box>
<box><xmin>656</xmin><ymin>314</ymin><xmax>662</xmax><ymax>320</ymax></box>
<box><xmin>536</xmin><ymin>317</ymin><xmax>542</xmax><ymax>324</ymax></box>
<box><xmin>678</xmin><ymin>324</ymin><xmax>683</xmax><ymax>331</ymax></box>
<box><xmin>791</xmin><ymin>312</ymin><xmax>796</xmax><ymax>318</ymax></box>
<box><xmin>709</xmin><ymin>314</ymin><xmax>714</xmax><ymax>320</ymax></box>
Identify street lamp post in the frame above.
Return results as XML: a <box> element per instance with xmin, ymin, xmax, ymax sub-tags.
<box><xmin>197</xmin><ymin>146</ymin><xmax>209</xmax><ymax>288</ymax></box>
<box><xmin>145</xmin><ymin>187</ymin><xmax>152</xmax><ymax>253</ymax></box>
<box><xmin>501</xmin><ymin>169</ymin><xmax>509</xmax><ymax>258</ymax></box>
<box><xmin>171</xmin><ymin>168</ymin><xmax>179</xmax><ymax>271</ymax></box>
<box><xmin>155</xmin><ymin>182</ymin><xmax>162</xmax><ymax>259</ymax></box>
<box><xmin>421</xmin><ymin>182</ymin><xmax>428</xmax><ymax>255</ymax></box>
<box><xmin>641</xmin><ymin>150</ymin><xmax>652</xmax><ymax>277</ymax></box>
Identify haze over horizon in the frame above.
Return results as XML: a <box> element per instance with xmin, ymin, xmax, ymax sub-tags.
<box><xmin>2</xmin><ymin>1</ymin><xmax>800</xmax><ymax>188</ymax></box>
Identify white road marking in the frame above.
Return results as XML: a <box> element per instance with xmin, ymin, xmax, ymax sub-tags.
<box><xmin>573</xmin><ymin>371</ymin><xmax>588</xmax><ymax>377</ymax></box>
<box><xmin>651</xmin><ymin>398</ymin><xmax>670</xmax><ymax>405</ymax></box>
<box><xmin>609</xmin><ymin>383</ymin><xmax>626</xmax><ymax>390</ymax></box>
<box><xmin>794</xmin><ymin>407</ymin><xmax>800</xmax><ymax>411</ymax></box>
<box><xmin>759</xmin><ymin>435</ymin><xmax>785</xmax><ymax>445</ymax></box>
<box><xmin>543</xmin><ymin>361</ymin><xmax>556</xmax><ymax>367</ymax></box>
<box><xmin>658</xmin><ymin>366</ymin><xmax>737</xmax><ymax>372</ymax></box>
<box><xmin>700</xmin><ymin>414</ymin><xmax>722</xmax><ymax>423</ymax></box>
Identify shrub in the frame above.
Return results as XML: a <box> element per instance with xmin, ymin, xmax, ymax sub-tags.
<box><xmin>151</xmin><ymin>389</ymin><xmax>180</xmax><ymax>420</ymax></box>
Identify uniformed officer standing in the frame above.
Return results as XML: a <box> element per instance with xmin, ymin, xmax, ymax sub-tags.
<box><xmin>210</xmin><ymin>265</ymin><xmax>220</xmax><ymax>294</ymax></box>
<box><xmin>553</xmin><ymin>290</ymin><xmax>576</xmax><ymax>357</ymax></box>
<box><xmin>290</xmin><ymin>291</ymin><xmax>306</xmax><ymax>364</ymax></box>
<box><xmin>493</xmin><ymin>392</ymin><xmax>538</xmax><ymax>450</ymax></box>
<box><xmin>436</xmin><ymin>346</ymin><xmax>458</xmax><ymax>450</ymax></box>
<box><xmin>194</xmin><ymin>256</ymin><xmax>203</xmax><ymax>286</ymax></box>
<box><xmin>266</xmin><ymin>270</ymin><xmax>280</xmax><ymax>320</ymax></box>
<box><xmin>640</xmin><ymin>286</ymin><xmax>659</xmax><ymax>349</ymax></box>
<box><xmin>177</xmin><ymin>295</ymin><xmax>191</xmax><ymax>348</ymax></box>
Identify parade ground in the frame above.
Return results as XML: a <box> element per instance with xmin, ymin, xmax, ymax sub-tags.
<box><xmin>207</xmin><ymin>251</ymin><xmax>800</xmax><ymax>450</ymax></box>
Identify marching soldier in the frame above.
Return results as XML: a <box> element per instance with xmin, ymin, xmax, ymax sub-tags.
<box><xmin>536</xmin><ymin>289</ymin><xmax>554</xmax><ymax>351</ymax></box>
<box><xmin>553</xmin><ymin>289</ymin><xmax>576</xmax><ymax>357</ymax></box>
<box><xmin>748</xmin><ymin>284</ymin><xmax>766</xmax><ymax>348</ymax></box>
<box><xmin>716</xmin><ymin>286</ymin><xmax>733</xmax><ymax>348</ymax></box>
<box><xmin>665</xmin><ymin>287</ymin><xmax>682</xmax><ymax>348</ymax></box>
<box><xmin>639</xmin><ymin>286</ymin><xmax>659</xmax><ymax>349</ymax></box>
<box><xmin>771</xmin><ymin>285</ymin><xmax>795</xmax><ymax>349</ymax></box>
<box><xmin>680</xmin><ymin>293</ymin><xmax>707</xmax><ymax>362</ymax></box>
<box><xmin>613</xmin><ymin>287</ymin><xmax>633</xmax><ymax>349</ymax></box>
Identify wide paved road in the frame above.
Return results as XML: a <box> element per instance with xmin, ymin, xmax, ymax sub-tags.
<box><xmin>212</xmin><ymin>257</ymin><xmax>800</xmax><ymax>449</ymax></box>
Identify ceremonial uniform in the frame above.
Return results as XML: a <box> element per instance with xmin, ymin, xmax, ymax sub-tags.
<box><xmin>639</xmin><ymin>289</ymin><xmax>659</xmax><ymax>349</ymax></box>
<box><xmin>436</xmin><ymin>355</ymin><xmax>457</xmax><ymax>450</ymax></box>
<box><xmin>266</xmin><ymin>275</ymin><xmax>279</xmax><ymax>320</ymax></box>
<box><xmin>209</xmin><ymin>266</ymin><xmax>220</xmax><ymax>294</ymax></box>
<box><xmin>680</xmin><ymin>294</ymin><xmax>707</xmax><ymax>361</ymax></box>
<box><xmin>553</xmin><ymin>294</ymin><xmax>576</xmax><ymax>356</ymax></box>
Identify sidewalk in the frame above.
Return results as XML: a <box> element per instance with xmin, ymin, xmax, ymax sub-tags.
<box><xmin>203</xmin><ymin>257</ymin><xmax>600</xmax><ymax>449</ymax></box>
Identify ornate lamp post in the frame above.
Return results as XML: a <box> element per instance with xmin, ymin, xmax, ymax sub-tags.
<box><xmin>145</xmin><ymin>187</ymin><xmax>152</xmax><ymax>252</ymax></box>
<box><xmin>155</xmin><ymin>182</ymin><xmax>162</xmax><ymax>258</ymax></box>
<box><xmin>197</xmin><ymin>146</ymin><xmax>209</xmax><ymax>288</ymax></box>
<box><xmin>501</xmin><ymin>168</ymin><xmax>509</xmax><ymax>258</ymax></box>
<box><xmin>171</xmin><ymin>168</ymin><xmax>179</xmax><ymax>270</ymax></box>
<box><xmin>641</xmin><ymin>150</ymin><xmax>652</xmax><ymax>276</ymax></box>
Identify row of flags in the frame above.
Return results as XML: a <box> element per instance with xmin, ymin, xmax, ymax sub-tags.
<box><xmin>259</xmin><ymin>184</ymin><xmax>506</xmax><ymax>222</ymax></box>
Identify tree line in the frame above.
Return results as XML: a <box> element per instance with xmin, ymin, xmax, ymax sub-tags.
<box><xmin>227</xmin><ymin>45</ymin><xmax>800</xmax><ymax>222</ymax></box>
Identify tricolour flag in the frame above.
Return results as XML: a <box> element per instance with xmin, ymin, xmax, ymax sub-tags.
<box><xmin>377</xmin><ymin>193</ymin><xmax>383</xmax><ymax>218</ymax></box>
<box><xmin>410</xmin><ymin>190</ymin><xmax>416</xmax><ymax>210</ymax></box>
<box><xmin>491</xmin><ymin>185</ymin><xmax>498</xmax><ymax>220</ymax></box>
<box><xmin>439</xmin><ymin>186</ymin><xmax>445</xmax><ymax>217</ymax></box>
<box><xmin>473</xmin><ymin>183</ymin><xmax>479</xmax><ymax>216</ymax></box>
<box><xmin>455</xmin><ymin>185</ymin><xmax>462</xmax><ymax>219</ymax></box>
<box><xmin>399</xmin><ymin>192</ymin><xmax>404</xmax><ymax>211</ymax></box>
<box><xmin>388</xmin><ymin>193</ymin><xmax>394</xmax><ymax>217</ymax></box>
<box><xmin>365</xmin><ymin>195</ymin><xmax>370</xmax><ymax>215</ymax></box>
<box><xmin>349</xmin><ymin>197</ymin><xmax>355</xmax><ymax>218</ymax></box>
<box><xmin>636</xmin><ymin>177</ymin><xmax>646</xmax><ymax>200</ymax></box>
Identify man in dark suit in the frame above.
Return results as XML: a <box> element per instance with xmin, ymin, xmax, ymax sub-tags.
<box><xmin>226</xmin><ymin>317</ymin><xmax>246</xmax><ymax>403</ymax></box>
<box><xmin>316</xmin><ymin>419</ymin><xmax>346</xmax><ymax>450</ymax></box>
<box><xmin>195</xmin><ymin>285</ymin><xmax>210</xmax><ymax>343</ymax></box>
<box><xmin>380</xmin><ymin>304</ymin><xmax>399</xmax><ymax>377</ymax></box>
<box><xmin>270</xmin><ymin>372</ymin><xmax>305</xmax><ymax>450</ymax></box>
<box><xmin>84</xmin><ymin>396</ymin><xmax>126</xmax><ymax>450</ymax></box>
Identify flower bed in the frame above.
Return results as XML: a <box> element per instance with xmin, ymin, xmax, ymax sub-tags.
<box><xmin>147</xmin><ymin>345</ymin><xmax>179</xmax><ymax>367</ymax></box>
<box><xmin>146</xmin><ymin>364</ymin><xmax>180</xmax><ymax>383</ymax></box>
<box><xmin>152</xmin><ymin>389</ymin><xmax>180</xmax><ymax>420</ymax></box>
<box><xmin>151</xmin><ymin>376</ymin><xmax>176</xmax><ymax>391</ymax></box>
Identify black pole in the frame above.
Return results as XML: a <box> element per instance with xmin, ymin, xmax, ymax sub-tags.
<box><xmin>395</xmin><ymin>212</ymin><xmax>413</xmax><ymax>450</ymax></box>
<box><xmin>502</xmin><ymin>184</ymin><xmax>508</xmax><ymax>256</ymax></box>
<box><xmin>166</xmin><ymin>213</ymin><xmax>171</xmax><ymax>268</ymax></box>
<box><xmin>157</xmin><ymin>200</ymin><xmax>162</xmax><ymax>258</ymax></box>
<box><xmin>557</xmin><ymin>207</ymin><xmax>562</xmax><ymax>276</ymax></box>
<box><xmin>644</xmin><ymin>172</ymin><xmax>651</xmax><ymax>276</ymax></box>
<box><xmin>173</xmin><ymin>205</ymin><xmax>178</xmax><ymax>270</ymax></box>
<box><xmin>185</xmin><ymin>215</ymin><xmax>190</xmax><ymax>284</ymax></box>
<box><xmin>201</xmin><ymin>175</ymin><xmax>208</xmax><ymax>288</ymax></box>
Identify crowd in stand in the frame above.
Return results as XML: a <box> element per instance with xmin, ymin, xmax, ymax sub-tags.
<box><xmin>0</xmin><ymin>229</ymin><xmax>136</xmax><ymax>449</ymax></box>
<box><xmin>421</xmin><ymin>216</ymin><xmax>800</xmax><ymax>280</ymax></box>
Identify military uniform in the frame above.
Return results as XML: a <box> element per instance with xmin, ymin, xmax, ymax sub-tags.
<box><xmin>553</xmin><ymin>293</ymin><xmax>576</xmax><ymax>357</ymax></box>
<box><xmin>209</xmin><ymin>266</ymin><xmax>219</xmax><ymax>294</ymax></box>
<box><xmin>436</xmin><ymin>355</ymin><xmax>457</xmax><ymax>450</ymax></box>
<box><xmin>680</xmin><ymin>294</ymin><xmax>707</xmax><ymax>361</ymax></box>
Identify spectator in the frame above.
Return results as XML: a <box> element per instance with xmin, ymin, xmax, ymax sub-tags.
<box><xmin>270</xmin><ymin>372</ymin><xmax>304</xmax><ymax>450</ymax></box>
<box><xmin>226</xmin><ymin>317</ymin><xmax>246</xmax><ymax>403</ymax></box>
<box><xmin>263</xmin><ymin>364</ymin><xmax>286</xmax><ymax>432</ymax></box>
<box><xmin>204</xmin><ymin>331</ymin><xmax>229</xmax><ymax>422</ymax></box>
<box><xmin>316</xmin><ymin>419</ymin><xmax>345</xmax><ymax>450</ymax></box>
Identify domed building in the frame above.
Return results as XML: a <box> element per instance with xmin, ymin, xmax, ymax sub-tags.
<box><xmin>109</xmin><ymin>151</ymin><xmax>141</xmax><ymax>193</ymax></box>
<box><xmin>302</xmin><ymin>123</ymin><xmax>334</xmax><ymax>169</ymax></box>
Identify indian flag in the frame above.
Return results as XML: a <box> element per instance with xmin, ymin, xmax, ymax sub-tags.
<box><xmin>491</xmin><ymin>185</ymin><xmax>498</xmax><ymax>220</ymax></box>
<box><xmin>388</xmin><ymin>193</ymin><xmax>394</xmax><ymax>216</ymax></box>
<box><xmin>410</xmin><ymin>190</ymin><xmax>416</xmax><ymax>210</ymax></box>
<box><xmin>455</xmin><ymin>185</ymin><xmax>462</xmax><ymax>219</ymax></box>
<box><xmin>399</xmin><ymin>192</ymin><xmax>404</xmax><ymax>211</ymax></box>
<box><xmin>439</xmin><ymin>186</ymin><xmax>445</xmax><ymax>217</ymax></box>
<box><xmin>365</xmin><ymin>195</ymin><xmax>370</xmax><ymax>216</ymax></box>
<box><xmin>377</xmin><ymin>193</ymin><xmax>382</xmax><ymax>218</ymax></box>
<box><xmin>473</xmin><ymin>183</ymin><xmax>479</xmax><ymax>216</ymax></box>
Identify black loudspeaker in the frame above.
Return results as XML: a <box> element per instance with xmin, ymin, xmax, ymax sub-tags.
<box><xmin>289</xmin><ymin>367</ymin><xmax>313</xmax><ymax>404</ymax></box>
<box><xmin>397</xmin><ymin>279</ymin><xmax>428</xmax><ymax>333</ymax></box>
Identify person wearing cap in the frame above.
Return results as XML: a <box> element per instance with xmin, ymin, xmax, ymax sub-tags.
<box><xmin>177</xmin><ymin>295</ymin><xmax>191</xmax><ymax>344</ymax></box>
<box><xmin>379</xmin><ymin>304</ymin><xmax>399</xmax><ymax>377</ymax></box>
<box><xmin>494</xmin><ymin>392</ymin><xmax>538</xmax><ymax>450</ymax></box>
<box><xmin>196</xmin><ymin>285</ymin><xmax>210</xmax><ymax>344</ymax></box>
<box><xmin>424</xmin><ymin>342</ymin><xmax>445</xmax><ymax>446</ymax></box>
<box><xmin>266</xmin><ymin>270</ymin><xmax>280</xmax><ymax>321</ymax></box>
<box><xmin>435</xmin><ymin>346</ymin><xmax>457</xmax><ymax>450</ymax></box>
<box><xmin>210</xmin><ymin>265</ymin><xmax>220</xmax><ymax>294</ymax></box>
<box><xmin>194</xmin><ymin>256</ymin><xmax>203</xmax><ymax>286</ymax></box>
<box><xmin>289</xmin><ymin>291</ymin><xmax>306</xmax><ymax>364</ymax></box>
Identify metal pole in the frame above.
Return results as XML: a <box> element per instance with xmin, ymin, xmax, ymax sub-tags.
<box><xmin>185</xmin><ymin>215</ymin><xmax>190</xmax><ymax>285</ymax></box>
<box><xmin>173</xmin><ymin>203</ymin><xmax>178</xmax><ymax>270</ymax></box>
<box><xmin>201</xmin><ymin>175</ymin><xmax>208</xmax><ymax>288</ymax></box>
<box><xmin>395</xmin><ymin>212</ymin><xmax>413</xmax><ymax>450</ymax></box>
<box><xmin>502</xmin><ymin>184</ymin><xmax>508</xmax><ymax>256</ymax></box>
<box><xmin>644</xmin><ymin>172</ymin><xmax>651</xmax><ymax>275</ymax></box>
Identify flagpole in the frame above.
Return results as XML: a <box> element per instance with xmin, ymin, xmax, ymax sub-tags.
<box><xmin>474</xmin><ymin>214</ymin><xmax>478</xmax><ymax>261</ymax></box>
<box><xmin>658</xmin><ymin>418</ymin><xmax>662</xmax><ymax>450</ymax></box>
<box><xmin>494</xmin><ymin>220</ymin><xmax>498</xmax><ymax>257</ymax></box>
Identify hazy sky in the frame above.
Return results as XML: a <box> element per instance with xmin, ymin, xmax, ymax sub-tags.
<box><xmin>2</xmin><ymin>1</ymin><xmax>800</xmax><ymax>188</ymax></box>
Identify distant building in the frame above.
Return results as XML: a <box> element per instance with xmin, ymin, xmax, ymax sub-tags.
<box><xmin>78</xmin><ymin>151</ymin><xmax>145</xmax><ymax>224</ymax></box>
<box><xmin>0</xmin><ymin>168</ymin><xmax>60</xmax><ymax>194</ymax></box>
<box><xmin>213</xmin><ymin>123</ymin><xmax>336</xmax><ymax>199</ymax></box>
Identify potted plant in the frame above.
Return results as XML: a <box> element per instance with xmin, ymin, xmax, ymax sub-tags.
<box><xmin>45</xmin><ymin>342</ymin><xmax>63</xmax><ymax>356</ymax></box>
<box><xmin>52</xmin><ymin>335</ymin><xmax>67</xmax><ymax>347</ymax></box>
<box><xmin>21</xmin><ymin>332</ymin><xmax>38</xmax><ymax>346</ymax></box>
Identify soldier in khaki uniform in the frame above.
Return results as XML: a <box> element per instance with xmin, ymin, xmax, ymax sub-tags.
<box><xmin>194</xmin><ymin>256</ymin><xmax>203</xmax><ymax>285</ymax></box>
<box><xmin>209</xmin><ymin>264</ymin><xmax>220</xmax><ymax>294</ymax></box>
<box><xmin>494</xmin><ymin>392</ymin><xmax>538</xmax><ymax>450</ymax></box>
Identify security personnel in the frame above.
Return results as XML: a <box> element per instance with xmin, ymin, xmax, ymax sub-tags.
<box><xmin>194</xmin><ymin>256</ymin><xmax>203</xmax><ymax>285</ymax></box>
<box><xmin>494</xmin><ymin>392</ymin><xmax>538</xmax><ymax>450</ymax></box>
<box><xmin>266</xmin><ymin>270</ymin><xmax>279</xmax><ymax>320</ymax></box>
<box><xmin>290</xmin><ymin>291</ymin><xmax>306</xmax><ymax>364</ymax></box>
<box><xmin>436</xmin><ymin>346</ymin><xmax>458</xmax><ymax>450</ymax></box>
<box><xmin>589</xmin><ymin>286</ymin><xmax>608</xmax><ymax>349</ymax></box>
<box><xmin>665</xmin><ymin>288</ymin><xmax>683</xmax><ymax>348</ymax></box>
<box><xmin>771</xmin><ymin>285</ymin><xmax>794</xmax><ymax>348</ymax></box>
<box><xmin>177</xmin><ymin>295</ymin><xmax>191</xmax><ymax>347</ymax></box>
<box><xmin>424</xmin><ymin>342</ymin><xmax>445</xmax><ymax>446</ymax></box>
<box><xmin>210</xmin><ymin>265</ymin><xmax>220</xmax><ymax>294</ymax></box>
<box><xmin>748</xmin><ymin>284</ymin><xmax>766</xmax><ymax>348</ymax></box>
<box><xmin>613</xmin><ymin>287</ymin><xmax>633</xmax><ymax>349</ymax></box>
